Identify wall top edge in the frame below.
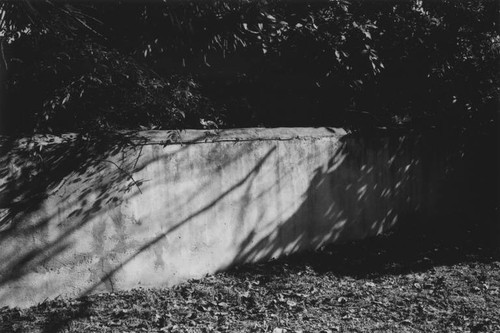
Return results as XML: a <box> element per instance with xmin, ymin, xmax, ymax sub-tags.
<box><xmin>143</xmin><ymin>127</ymin><xmax>347</xmax><ymax>144</ymax></box>
<box><xmin>1</xmin><ymin>127</ymin><xmax>348</xmax><ymax>147</ymax></box>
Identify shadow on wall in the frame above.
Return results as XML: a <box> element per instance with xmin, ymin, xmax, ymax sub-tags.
<box><xmin>0</xmin><ymin>131</ymin><xmax>209</xmax><ymax>298</ymax></box>
<box><xmin>80</xmin><ymin>144</ymin><xmax>279</xmax><ymax>298</ymax></box>
<box><xmin>0</xmin><ymin>133</ymin><xmax>134</xmax><ymax>287</ymax></box>
<box><xmin>0</xmin><ymin>127</ymin><xmax>496</xmax><ymax>314</ymax></box>
<box><xmin>0</xmin><ymin>129</ymin><xmax>279</xmax><ymax>306</ymax></box>
<box><xmin>232</xmin><ymin>129</ymin><xmax>499</xmax><ymax>267</ymax></box>
<box><xmin>231</xmin><ymin>132</ymin><xmax>427</xmax><ymax>265</ymax></box>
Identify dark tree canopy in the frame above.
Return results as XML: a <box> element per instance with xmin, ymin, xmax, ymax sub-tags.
<box><xmin>0</xmin><ymin>0</ymin><xmax>498</xmax><ymax>135</ymax></box>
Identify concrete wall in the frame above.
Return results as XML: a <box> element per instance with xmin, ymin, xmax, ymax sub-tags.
<box><xmin>0</xmin><ymin>128</ymin><xmax>474</xmax><ymax>308</ymax></box>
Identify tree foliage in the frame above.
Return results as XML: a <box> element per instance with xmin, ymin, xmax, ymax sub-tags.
<box><xmin>0</xmin><ymin>0</ymin><xmax>498</xmax><ymax>134</ymax></box>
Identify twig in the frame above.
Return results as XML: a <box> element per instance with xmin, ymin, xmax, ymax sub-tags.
<box><xmin>102</xmin><ymin>159</ymin><xmax>143</xmax><ymax>194</ymax></box>
<box><xmin>0</xmin><ymin>39</ymin><xmax>8</xmax><ymax>71</ymax></box>
<box><xmin>133</xmin><ymin>145</ymin><xmax>143</xmax><ymax>170</ymax></box>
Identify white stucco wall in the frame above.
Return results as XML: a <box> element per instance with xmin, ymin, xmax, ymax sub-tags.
<box><xmin>0</xmin><ymin>128</ymin><xmax>465</xmax><ymax>308</ymax></box>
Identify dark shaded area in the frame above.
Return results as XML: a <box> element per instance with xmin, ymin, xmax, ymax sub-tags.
<box><xmin>230</xmin><ymin>215</ymin><xmax>499</xmax><ymax>281</ymax></box>
<box><xmin>228</xmin><ymin>134</ymin><xmax>499</xmax><ymax>287</ymax></box>
<box><xmin>231</xmin><ymin>128</ymin><xmax>498</xmax><ymax>267</ymax></box>
<box><xmin>0</xmin><ymin>0</ymin><xmax>498</xmax><ymax>134</ymax></box>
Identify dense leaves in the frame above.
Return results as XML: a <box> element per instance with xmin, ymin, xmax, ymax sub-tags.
<box><xmin>0</xmin><ymin>0</ymin><xmax>498</xmax><ymax>134</ymax></box>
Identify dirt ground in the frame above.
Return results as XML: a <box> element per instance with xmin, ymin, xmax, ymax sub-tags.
<box><xmin>1</xmin><ymin>221</ymin><xmax>499</xmax><ymax>333</ymax></box>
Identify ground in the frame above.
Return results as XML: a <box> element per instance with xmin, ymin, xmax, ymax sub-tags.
<box><xmin>1</xmin><ymin>222</ymin><xmax>499</xmax><ymax>333</ymax></box>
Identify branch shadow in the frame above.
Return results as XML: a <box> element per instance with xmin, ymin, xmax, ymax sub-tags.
<box><xmin>0</xmin><ymin>130</ymin><xmax>212</xmax><ymax>297</ymax></box>
<box><xmin>228</xmin><ymin>129</ymin><xmax>499</xmax><ymax>277</ymax></box>
<box><xmin>0</xmin><ymin>130</ymin><xmax>279</xmax><ymax>331</ymax></box>
<box><xmin>0</xmin><ymin>128</ymin><xmax>497</xmax><ymax>333</ymax></box>
<box><xmin>80</xmin><ymin>145</ymin><xmax>277</xmax><ymax>297</ymax></box>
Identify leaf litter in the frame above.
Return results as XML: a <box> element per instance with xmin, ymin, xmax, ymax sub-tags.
<box><xmin>1</xmin><ymin>226</ymin><xmax>499</xmax><ymax>333</ymax></box>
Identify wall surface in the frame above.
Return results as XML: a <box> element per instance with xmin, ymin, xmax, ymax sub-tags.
<box><xmin>0</xmin><ymin>128</ymin><xmax>474</xmax><ymax>308</ymax></box>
